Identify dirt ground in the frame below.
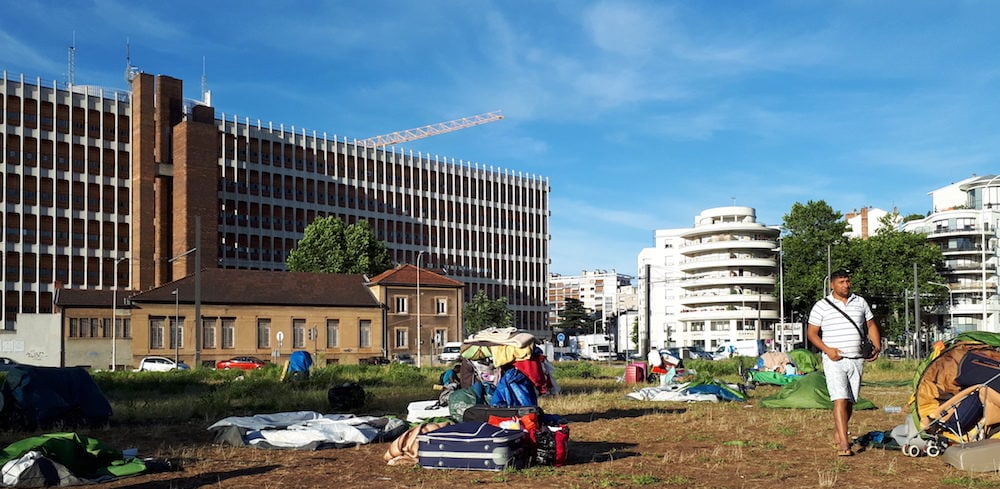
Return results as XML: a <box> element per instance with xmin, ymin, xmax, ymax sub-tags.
<box><xmin>72</xmin><ymin>385</ymin><xmax>999</xmax><ymax>489</ymax></box>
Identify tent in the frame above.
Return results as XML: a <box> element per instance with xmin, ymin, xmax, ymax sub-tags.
<box><xmin>283</xmin><ymin>351</ymin><xmax>313</xmax><ymax>382</ymax></box>
<box><xmin>0</xmin><ymin>432</ymin><xmax>159</xmax><ymax>487</ymax></box>
<box><xmin>0</xmin><ymin>366</ymin><xmax>112</xmax><ymax>430</ymax></box>
<box><xmin>758</xmin><ymin>372</ymin><xmax>876</xmax><ymax>410</ymax></box>
<box><xmin>908</xmin><ymin>331</ymin><xmax>1000</xmax><ymax>443</ymax></box>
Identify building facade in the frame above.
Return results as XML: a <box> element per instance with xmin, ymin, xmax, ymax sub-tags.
<box><xmin>1</xmin><ymin>71</ymin><xmax>550</xmax><ymax>338</ymax></box>
<box><xmin>367</xmin><ymin>264</ymin><xmax>465</xmax><ymax>367</ymax></box>
<box><xmin>547</xmin><ymin>269</ymin><xmax>633</xmax><ymax>331</ymax></box>
<box><xmin>638</xmin><ymin>206</ymin><xmax>780</xmax><ymax>352</ymax></box>
<box><xmin>903</xmin><ymin>175</ymin><xmax>1000</xmax><ymax>334</ymax></box>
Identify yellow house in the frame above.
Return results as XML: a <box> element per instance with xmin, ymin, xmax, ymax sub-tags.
<box><xmin>56</xmin><ymin>269</ymin><xmax>387</xmax><ymax>368</ymax></box>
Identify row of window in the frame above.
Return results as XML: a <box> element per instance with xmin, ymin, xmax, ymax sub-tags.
<box><xmin>145</xmin><ymin>317</ymin><xmax>371</xmax><ymax>351</ymax></box>
<box><xmin>392</xmin><ymin>295</ymin><xmax>449</xmax><ymax>315</ymax></box>
<box><xmin>68</xmin><ymin>317</ymin><xmax>132</xmax><ymax>338</ymax></box>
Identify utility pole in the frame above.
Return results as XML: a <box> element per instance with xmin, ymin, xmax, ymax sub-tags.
<box><xmin>914</xmin><ymin>263</ymin><xmax>921</xmax><ymax>360</ymax></box>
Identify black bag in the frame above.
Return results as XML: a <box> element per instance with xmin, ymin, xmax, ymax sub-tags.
<box><xmin>859</xmin><ymin>339</ymin><xmax>876</xmax><ymax>360</ymax></box>
<box><xmin>327</xmin><ymin>382</ymin><xmax>365</xmax><ymax>411</ymax></box>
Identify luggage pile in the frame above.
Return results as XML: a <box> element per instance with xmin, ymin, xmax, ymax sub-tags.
<box><xmin>404</xmin><ymin>328</ymin><xmax>570</xmax><ymax>470</ymax></box>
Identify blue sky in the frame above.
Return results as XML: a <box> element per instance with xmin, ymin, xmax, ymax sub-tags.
<box><xmin>3</xmin><ymin>1</ymin><xmax>999</xmax><ymax>277</ymax></box>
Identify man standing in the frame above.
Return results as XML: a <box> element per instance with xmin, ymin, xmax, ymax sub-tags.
<box><xmin>806</xmin><ymin>269</ymin><xmax>881</xmax><ymax>457</ymax></box>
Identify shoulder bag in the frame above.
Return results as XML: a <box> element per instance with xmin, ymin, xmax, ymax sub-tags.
<box><xmin>824</xmin><ymin>298</ymin><xmax>876</xmax><ymax>359</ymax></box>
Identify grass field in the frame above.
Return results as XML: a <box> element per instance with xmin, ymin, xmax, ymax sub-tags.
<box><xmin>4</xmin><ymin>357</ymin><xmax>1000</xmax><ymax>488</ymax></box>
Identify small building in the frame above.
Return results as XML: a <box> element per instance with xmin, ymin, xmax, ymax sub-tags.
<box><xmin>367</xmin><ymin>264</ymin><xmax>465</xmax><ymax>367</ymax></box>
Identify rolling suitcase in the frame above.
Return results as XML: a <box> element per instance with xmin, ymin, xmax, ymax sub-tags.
<box><xmin>462</xmin><ymin>405</ymin><xmax>541</xmax><ymax>423</ymax></box>
<box><xmin>417</xmin><ymin>421</ymin><xmax>529</xmax><ymax>471</ymax></box>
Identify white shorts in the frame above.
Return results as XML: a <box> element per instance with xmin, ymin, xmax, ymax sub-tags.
<box><xmin>822</xmin><ymin>355</ymin><xmax>864</xmax><ymax>402</ymax></box>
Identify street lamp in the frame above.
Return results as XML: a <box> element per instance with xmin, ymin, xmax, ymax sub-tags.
<box><xmin>169</xmin><ymin>246</ymin><xmax>198</xmax><ymax>367</ymax></box>
<box><xmin>171</xmin><ymin>289</ymin><xmax>179</xmax><ymax>364</ymax></box>
<box><xmin>111</xmin><ymin>256</ymin><xmax>128</xmax><ymax>371</ymax></box>
<box><xmin>416</xmin><ymin>251</ymin><xmax>425</xmax><ymax>368</ymax></box>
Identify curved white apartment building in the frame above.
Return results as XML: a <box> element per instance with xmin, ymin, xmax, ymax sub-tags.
<box><xmin>903</xmin><ymin>175</ymin><xmax>1000</xmax><ymax>335</ymax></box>
<box><xmin>639</xmin><ymin>206</ymin><xmax>779</xmax><ymax>352</ymax></box>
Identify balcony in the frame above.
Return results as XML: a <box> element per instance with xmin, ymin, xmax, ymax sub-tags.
<box><xmin>678</xmin><ymin>256</ymin><xmax>776</xmax><ymax>273</ymax></box>
<box><xmin>681</xmin><ymin>237</ymin><xmax>777</xmax><ymax>255</ymax></box>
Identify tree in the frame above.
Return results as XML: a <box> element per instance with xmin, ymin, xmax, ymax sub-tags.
<box><xmin>781</xmin><ymin>204</ymin><xmax>946</xmax><ymax>343</ymax></box>
<box><xmin>781</xmin><ymin>200</ymin><xmax>850</xmax><ymax>317</ymax></box>
<box><xmin>286</xmin><ymin>217</ymin><xmax>393</xmax><ymax>276</ymax></box>
<box><xmin>553</xmin><ymin>298</ymin><xmax>593</xmax><ymax>336</ymax></box>
<box><xmin>462</xmin><ymin>290</ymin><xmax>514</xmax><ymax>335</ymax></box>
<box><xmin>847</xmin><ymin>216</ymin><xmax>945</xmax><ymax>341</ymax></box>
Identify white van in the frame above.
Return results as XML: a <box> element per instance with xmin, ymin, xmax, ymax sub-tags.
<box><xmin>439</xmin><ymin>342</ymin><xmax>463</xmax><ymax>363</ymax></box>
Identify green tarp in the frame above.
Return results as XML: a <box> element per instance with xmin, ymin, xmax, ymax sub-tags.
<box><xmin>758</xmin><ymin>371</ymin><xmax>876</xmax><ymax>410</ymax></box>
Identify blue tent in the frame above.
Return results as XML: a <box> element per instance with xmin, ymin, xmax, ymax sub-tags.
<box><xmin>285</xmin><ymin>351</ymin><xmax>313</xmax><ymax>381</ymax></box>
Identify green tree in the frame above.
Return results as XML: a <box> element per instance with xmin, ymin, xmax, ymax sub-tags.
<box><xmin>554</xmin><ymin>298</ymin><xmax>593</xmax><ymax>336</ymax></box>
<box><xmin>846</xmin><ymin>215</ymin><xmax>945</xmax><ymax>342</ymax></box>
<box><xmin>781</xmin><ymin>205</ymin><xmax>946</xmax><ymax>343</ymax></box>
<box><xmin>462</xmin><ymin>290</ymin><xmax>514</xmax><ymax>335</ymax></box>
<box><xmin>286</xmin><ymin>217</ymin><xmax>393</xmax><ymax>276</ymax></box>
<box><xmin>781</xmin><ymin>200</ymin><xmax>850</xmax><ymax>317</ymax></box>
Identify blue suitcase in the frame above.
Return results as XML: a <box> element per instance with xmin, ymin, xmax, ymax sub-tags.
<box><xmin>417</xmin><ymin>421</ymin><xmax>530</xmax><ymax>471</ymax></box>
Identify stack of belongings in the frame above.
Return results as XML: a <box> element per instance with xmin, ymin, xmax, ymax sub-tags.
<box><xmin>413</xmin><ymin>327</ymin><xmax>568</xmax><ymax>470</ymax></box>
<box><xmin>455</xmin><ymin>327</ymin><xmax>559</xmax><ymax>408</ymax></box>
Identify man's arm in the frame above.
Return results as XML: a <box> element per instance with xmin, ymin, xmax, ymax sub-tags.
<box><xmin>866</xmin><ymin>319</ymin><xmax>881</xmax><ymax>359</ymax></box>
<box><xmin>807</xmin><ymin>324</ymin><xmax>841</xmax><ymax>361</ymax></box>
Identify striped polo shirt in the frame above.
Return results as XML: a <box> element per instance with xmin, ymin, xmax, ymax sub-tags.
<box><xmin>808</xmin><ymin>293</ymin><xmax>873</xmax><ymax>359</ymax></box>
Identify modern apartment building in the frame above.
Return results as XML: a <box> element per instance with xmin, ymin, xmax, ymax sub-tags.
<box><xmin>903</xmin><ymin>175</ymin><xmax>1000</xmax><ymax>334</ymax></box>
<box><xmin>1</xmin><ymin>71</ymin><xmax>550</xmax><ymax>338</ymax></box>
<box><xmin>637</xmin><ymin>206</ymin><xmax>780</xmax><ymax>352</ymax></box>
<box><xmin>547</xmin><ymin>269</ymin><xmax>633</xmax><ymax>331</ymax></box>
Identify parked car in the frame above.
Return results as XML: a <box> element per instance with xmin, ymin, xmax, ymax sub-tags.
<box><xmin>392</xmin><ymin>353</ymin><xmax>415</xmax><ymax>365</ymax></box>
<box><xmin>438</xmin><ymin>342</ymin><xmax>463</xmax><ymax>363</ymax></box>
<box><xmin>554</xmin><ymin>352</ymin><xmax>580</xmax><ymax>361</ymax></box>
<box><xmin>885</xmin><ymin>347</ymin><xmax>904</xmax><ymax>360</ymax></box>
<box><xmin>137</xmin><ymin>356</ymin><xmax>190</xmax><ymax>372</ymax></box>
<box><xmin>216</xmin><ymin>356</ymin><xmax>267</xmax><ymax>370</ymax></box>
<box><xmin>0</xmin><ymin>357</ymin><xmax>19</xmax><ymax>371</ymax></box>
<box><xmin>359</xmin><ymin>356</ymin><xmax>391</xmax><ymax>366</ymax></box>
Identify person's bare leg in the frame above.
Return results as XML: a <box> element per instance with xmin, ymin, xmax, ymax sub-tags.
<box><xmin>833</xmin><ymin>399</ymin><xmax>853</xmax><ymax>452</ymax></box>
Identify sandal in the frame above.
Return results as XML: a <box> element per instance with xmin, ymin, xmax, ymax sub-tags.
<box><xmin>836</xmin><ymin>448</ymin><xmax>854</xmax><ymax>457</ymax></box>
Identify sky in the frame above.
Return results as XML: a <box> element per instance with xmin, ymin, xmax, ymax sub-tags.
<box><xmin>3</xmin><ymin>1</ymin><xmax>999</xmax><ymax>278</ymax></box>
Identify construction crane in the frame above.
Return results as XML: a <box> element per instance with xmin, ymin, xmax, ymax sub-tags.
<box><xmin>358</xmin><ymin>110</ymin><xmax>503</xmax><ymax>148</ymax></box>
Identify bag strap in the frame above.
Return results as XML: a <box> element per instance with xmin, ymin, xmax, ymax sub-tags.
<box><xmin>824</xmin><ymin>298</ymin><xmax>868</xmax><ymax>340</ymax></box>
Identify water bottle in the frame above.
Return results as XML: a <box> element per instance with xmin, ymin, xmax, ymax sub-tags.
<box><xmin>884</xmin><ymin>406</ymin><xmax>902</xmax><ymax>413</ymax></box>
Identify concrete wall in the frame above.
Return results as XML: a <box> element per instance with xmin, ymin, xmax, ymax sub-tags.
<box><xmin>0</xmin><ymin>314</ymin><xmax>61</xmax><ymax>367</ymax></box>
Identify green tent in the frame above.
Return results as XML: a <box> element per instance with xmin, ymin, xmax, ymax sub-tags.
<box><xmin>787</xmin><ymin>349</ymin><xmax>821</xmax><ymax>374</ymax></box>
<box><xmin>758</xmin><ymin>372</ymin><xmax>876</xmax><ymax>410</ymax></box>
<box><xmin>0</xmin><ymin>432</ymin><xmax>148</xmax><ymax>486</ymax></box>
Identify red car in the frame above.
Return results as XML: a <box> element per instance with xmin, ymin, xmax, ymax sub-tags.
<box><xmin>216</xmin><ymin>356</ymin><xmax>267</xmax><ymax>370</ymax></box>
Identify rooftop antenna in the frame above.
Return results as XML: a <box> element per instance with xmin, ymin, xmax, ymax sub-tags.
<box><xmin>67</xmin><ymin>31</ymin><xmax>76</xmax><ymax>86</ymax></box>
<box><xmin>124</xmin><ymin>38</ymin><xmax>138</xmax><ymax>83</ymax></box>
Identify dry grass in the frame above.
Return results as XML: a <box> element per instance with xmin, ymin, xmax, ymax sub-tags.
<box><xmin>8</xmin><ymin>359</ymin><xmax>1000</xmax><ymax>488</ymax></box>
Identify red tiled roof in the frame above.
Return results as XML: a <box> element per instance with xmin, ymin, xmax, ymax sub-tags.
<box><xmin>368</xmin><ymin>264</ymin><xmax>465</xmax><ymax>288</ymax></box>
<box><xmin>129</xmin><ymin>269</ymin><xmax>381</xmax><ymax>307</ymax></box>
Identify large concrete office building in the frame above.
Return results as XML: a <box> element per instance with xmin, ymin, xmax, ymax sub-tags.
<box><xmin>1</xmin><ymin>70</ymin><xmax>550</xmax><ymax>336</ymax></box>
